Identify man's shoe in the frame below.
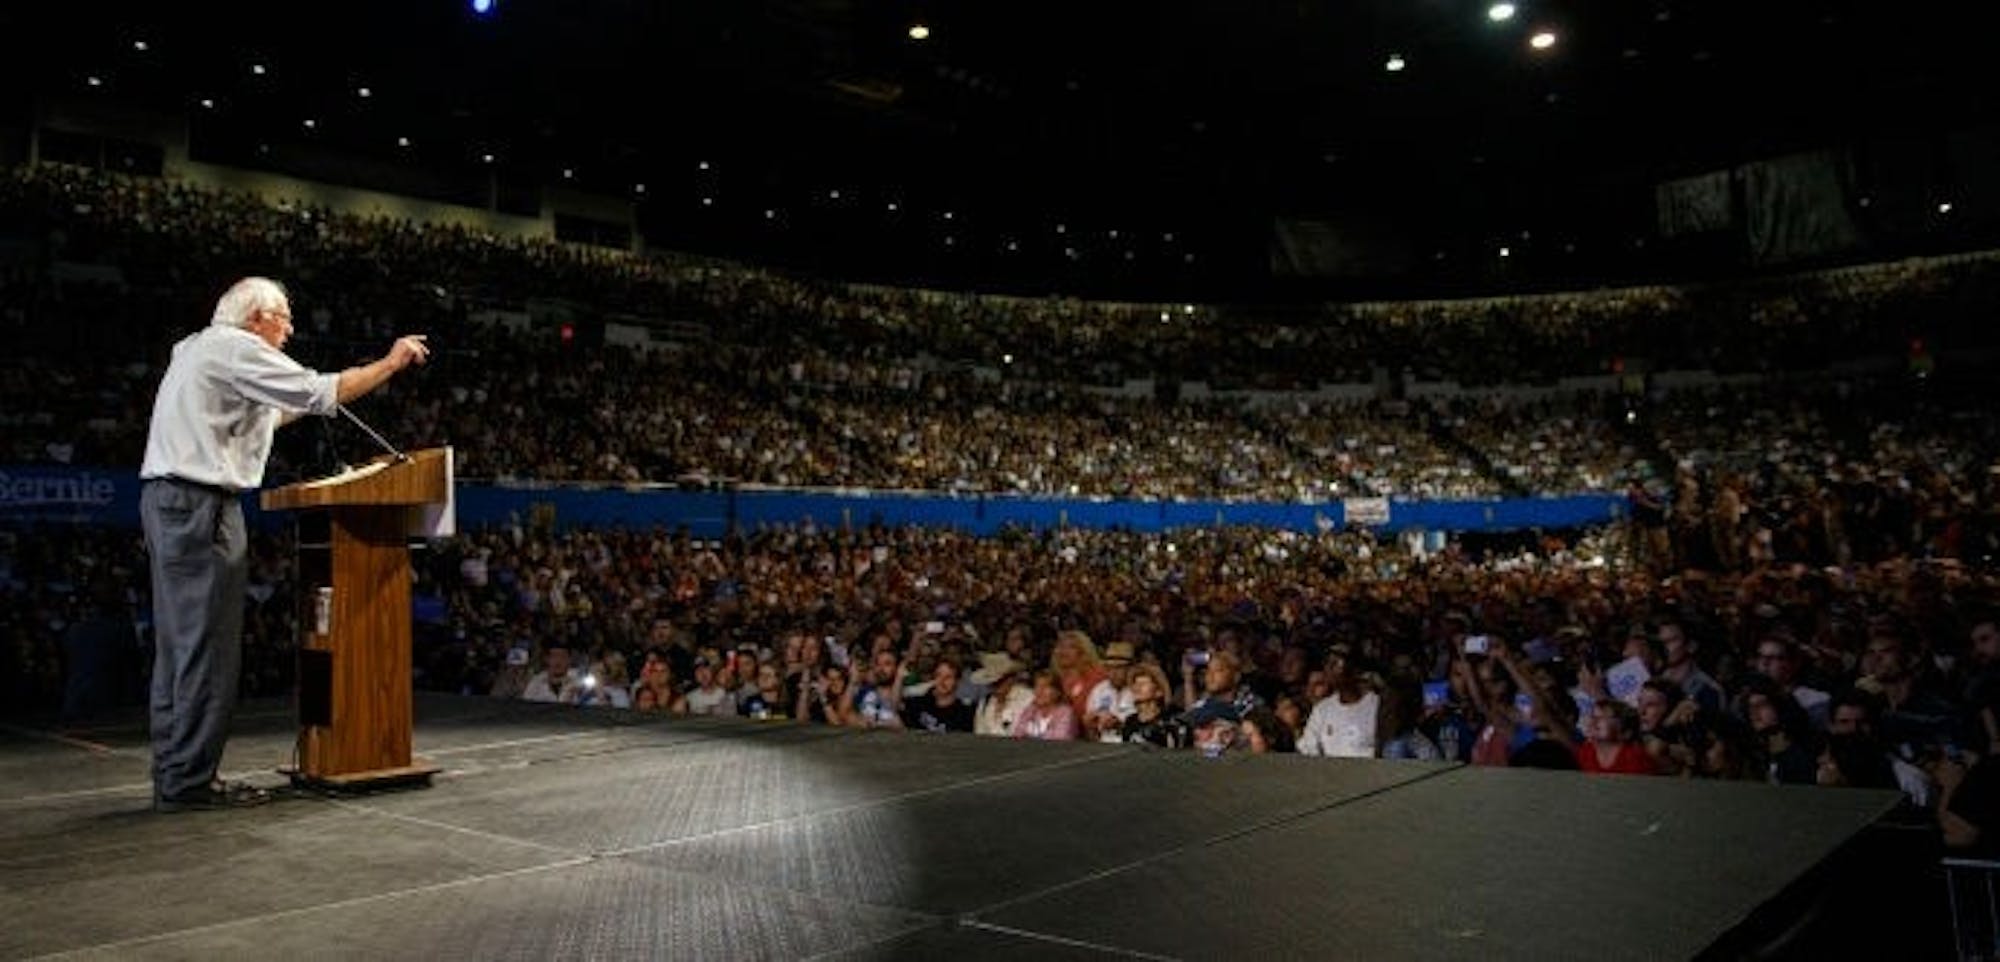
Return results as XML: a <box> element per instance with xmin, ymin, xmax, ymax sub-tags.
<box><xmin>154</xmin><ymin>781</ymin><xmax>273</xmax><ymax>813</ymax></box>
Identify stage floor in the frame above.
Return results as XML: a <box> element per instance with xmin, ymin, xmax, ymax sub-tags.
<box><xmin>2</xmin><ymin>695</ymin><xmax>1902</xmax><ymax>960</ymax></box>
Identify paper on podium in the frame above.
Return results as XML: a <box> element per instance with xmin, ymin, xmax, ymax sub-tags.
<box><xmin>300</xmin><ymin>460</ymin><xmax>391</xmax><ymax>489</ymax></box>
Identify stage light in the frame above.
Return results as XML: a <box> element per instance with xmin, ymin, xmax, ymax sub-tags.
<box><xmin>357</xmin><ymin>86</ymin><xmax>372</xmax><ymax>98</ymax></box>
<box><xmin>1055</xmin><ymin>224</ymin><xmax>1067</xmax><ymax>234</ymax></box>
<box><xmin>1489</xmin><ymin>4</ymin><xmax>1517</xmax><ymax>22</ymax></box>
<box><xmin>397</xmin><ymin>136</ymin><xmax>411</xmax><ymax>147</ymax></box>
<box><xmin>471</xmin><ymin>0</ymin><xmax>495</xmax><ymax>15</ymax></box>
<box><xmin>634</xmin><ymin>183</ymin><xmax>646</xmax><ymax>194</ymax></box>
<box><xmin>828</xmin><ymin>189</ymin><xmax>841</xmax><ymax>200</ymax></box>
<box><xmin>908</xmin><ymin>24</ymin><xmax>930</xmax><ymax>41</ymax></box>
<box><xmin>562</xmin><ymin>168</ymin><xmax>574</xmax><ymax>179</ymax></box>
<box><xmin>943</xmin><ymin>211</ymin><xmax>955</xmax><ymax>220</ymax></box>
<box><xmin>765</xmin><ymin>209</ymin><xmax>776</xmax><ymax>219</ymax></box>
<box><xmin>1385</xmin><ymin>54</ymin><xmax>1407</xmax><ymax>72</ymax></box>
<box><xmin>199</xmin><ymin>97</ymin><xmax>215</xmax><ymax>109</ymax></box>
<box><xmin>133</xmin><ymin>40</ymin><xmax>149</xmax><ymax>52</ymax></box>
<box><xmin>701</xmin><ymin>197</ymin><xmax>713</xmax><ymax>206</ymax></box>
<box><xmin>1939</xmin><ymin>202</ymin><xmax>1954</xmax><ymax>214</ymax></box>
<box><xmin>887</xmin><ymin>201</ymin><xmax>899</xmax><ymax>212</ymax></box>
<box><xmin>1499</xmin><ymin>246</ymin><xmax>1512</xmax><ymax>258</ymax></box>
<box><xmin>698</xmin><ymin>160</ymin><xmax>710</xmax><ymax>171</ymax></box>
<box><xmin>1530</xmin><ymin>31</ymin><xmax>1557</xmax><ymax>50</ymax></box>
<box><xmin>302</xmin><ymin>118</ymin><xmax>316</xmax><ymax>129</ymax></box>
<box><xmin>86</xmin><ymin>76</ymin><xmax>102</xmax><ymax>87</ymax></box>
<box><xmin>251</xmin><ymin>63</ymin><xmax>266</xmax><ymax>76</ymax></box>
<box><xmin>481</xmin><ymin>153</ymin><xmax>495</xmax><ymax>163</ymax></box>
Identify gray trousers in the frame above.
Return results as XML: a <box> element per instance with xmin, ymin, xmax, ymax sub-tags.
<box><xmin>140</xmin><ymin>479</ymin><xmax>248</xmax><ymax>800</ymax></box>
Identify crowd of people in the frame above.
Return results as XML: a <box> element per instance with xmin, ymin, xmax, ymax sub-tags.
<box><xmin>5</xmin><ymin>160</ymin><xmax>2000</xmax><ymax>864</ymax></box>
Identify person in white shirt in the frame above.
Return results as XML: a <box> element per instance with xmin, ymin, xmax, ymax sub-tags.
<box><xmin>1083</xmin><ymin>642</ymin><xmax>1140</xmax><ymax>743</ymax></box>
<box><xmin>1299</xmin><ymin>646</ymin><xmax>1381</xmax><ymax>758</ymax></box>
<box><xmin>521</xmin><ymin>643</ymin><xmax>585</xmax><ymax>704</ymax></box>
<box><xmin>141</xmin><ymin>277</ymin><xmax>426</xmax><ymax>812</ymax></box>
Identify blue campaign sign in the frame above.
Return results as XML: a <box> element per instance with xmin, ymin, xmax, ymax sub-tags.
<box><xmin>0</xmin><ymin>467</ymin><xmax>140</xmax><ymax>525</ymax></box>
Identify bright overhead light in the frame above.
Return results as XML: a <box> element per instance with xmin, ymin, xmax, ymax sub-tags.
<box><xmin>908</xmin><ymin>24</ymin><xmax>931</xmax><ymax>41</ymax></box>
<box><xmin>634</xmin><ymin>183</ymin><xmax>646</xmax><ymax>194</ymax></box>
<box><xmin>698</xmin><ymin>160</ymin><xmax>710</xmax><ymax>171</ymax></box>
<box><xmin>302</xmin><ymin>118</ymin><xmax>316</xmax><ymax>129</ymax></box>
<box><xmin>764</xmin><ymin>209</ymin><xmax>776</xmax><ymax>219</ymax></box>
<box><xmin>133</xmin><ymin>40</ymin><xmax>149</xmax><ymax>52</ymax></box>
<box><xmin>1939</xmin><ymin>202</ymin><xmax>1954</xmax><ymax>214</ymax></box>
<box><xmin>701</xmin><ymin>197</ymin><xmax>713</xmax><ymax>206</ymax></box>
<box><xmin>1499</xmin><ymin>246</ymin><xmax>1512</xmax><ymax>258</ymax></box>
<box><xmin>828</xmin><ymin>189</ymin><xmax>841</xmax><ymax>200</ymax></box>
<box><xmin>86</xmin><ymin>76</ymin><xmax>103</xmax><ymax>88</ymax></box>
<box><xmin>251</xmin><ymin>63</ymin><xmax>267</xmax><ymax>76</ymax></box>
<box><xmin>1488</xmin><ymin>3</ymin><xmax>1517</xmax><ymax>22</ymax></box>
<box><xmin>199</xmin><ymin>97</ymin><xmax>215</xmax><ymax>109</ymax></box>
<box><xmin>562</xmin><ymin>168</ymin><xmax>574</xmax><ymax>179</ymax></box>
<box><xmin>1530</xmin><ymin>31</ymin><xmax>1558</xmax><ymax>50</ymax></box>
<box><xmin>357</xmin><ymin>86</ymin><xmax>372</xmax><ymax>98</ymax></box>
<box><xmin>1385</xmin><ymin>54</ymin><xmax>1407</xmax><ymax>72</ymax></box>
<box><xmin>397</xmin><ymin>136</ymin><xmax>411</xmax><ymax>147</ymax></box>
<box><xmin>943</xmin><ymin>210</ymin><xmax>955</xmax><ymax>221</ymax></box>
<box><xmin>481</xmin><ymin>152</ymin><xmax>495</xmax><ymax>163</ymax></box>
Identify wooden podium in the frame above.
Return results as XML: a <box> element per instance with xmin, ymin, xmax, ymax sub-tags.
<box><xmin>261</xmin><ymin>447</ymin><xmax>452</xmax><ymax>790</ymax></box>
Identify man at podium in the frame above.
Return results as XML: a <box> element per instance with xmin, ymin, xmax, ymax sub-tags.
<box><xmin>139</xmin><ymin>277</ymin><xmax>430</xmax><ymax>812</ymax></box>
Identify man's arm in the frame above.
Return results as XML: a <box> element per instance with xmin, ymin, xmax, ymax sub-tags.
<box><xmin>335</xmin><ymin>335</ymin><xmax>430</xmax><ymax>404</ymax></box>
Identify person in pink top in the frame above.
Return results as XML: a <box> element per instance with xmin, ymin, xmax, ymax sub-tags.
<box><xmin>1014</xmin><ymin>670</ymin><xmax>1080</xmax><ymax>741</ymax></box>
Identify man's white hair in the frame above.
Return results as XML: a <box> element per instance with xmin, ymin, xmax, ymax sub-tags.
<box><xmin>210</xmin><ymin>277</ymin><xmax>289</xmax><ymax>329</ymax></box>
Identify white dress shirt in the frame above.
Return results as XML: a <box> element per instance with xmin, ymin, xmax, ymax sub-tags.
<box><xmin>140</xmin><ymin>325</ymin><xmax>339</xmax><ymax>490</ymax></box>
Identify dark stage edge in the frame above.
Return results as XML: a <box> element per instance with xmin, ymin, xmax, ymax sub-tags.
<box><xmin>1</xmin><ymin>695</ymin><xmax>1898</xmax><ymax>961</ymax></box>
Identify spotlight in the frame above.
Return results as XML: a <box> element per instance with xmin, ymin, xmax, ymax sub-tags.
<box><xmin>1530</xmin><ymin>31</ymin><xmax>1558</xmax><ymax>50</ymax></box>
<box><xmin>471</xmin><ymin>0</ymin><xmax>495</xmax><ymax>15</ymax></box>
<box><xmin>1385</xmin><ymin>54</ymin><xmax>1407</xmax><ymax>72</ymax></box>
<box><xmin>908</xmin><ymin>24</ymin><xmax>930</xmax><ymax>41</ymax></box>
<box><xmin>1488</xmin><ymin>3</ymin><xmax>1517</xmax><ymax>22</ymax></box>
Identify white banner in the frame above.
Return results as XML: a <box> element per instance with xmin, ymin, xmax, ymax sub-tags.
<box><xmin>1343</xmin><ymin>497</ymin><xmax>1390</xmax><ymax>527</ymax></box>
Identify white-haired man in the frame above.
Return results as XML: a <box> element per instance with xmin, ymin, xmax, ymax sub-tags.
<box><xmin>141</xmin><ymin>277</ymin><xmax>429</xmax><ymax>812</ymax></box>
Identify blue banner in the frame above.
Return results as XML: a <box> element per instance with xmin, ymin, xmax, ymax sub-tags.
<box><xmin>0</xmin><ymin>467</ymin><xmax>141</xmax><ymax>525</ymax></box>
<box><xmin>1</xmin><ymin>467</ymin><xmax>1625</xmax><ymax>537</ymax></box>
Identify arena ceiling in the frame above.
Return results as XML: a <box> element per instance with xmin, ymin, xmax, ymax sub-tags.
<box><xmin>5</xmin><ymin>0</ymin><xmax>1996</xmax><ymax>299</ymax></box>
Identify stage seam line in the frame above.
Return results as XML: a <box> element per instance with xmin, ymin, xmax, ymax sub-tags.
<box><xmin>965</xmin><ymin>762</ymin><xmax>1464</xmax><ymax>921</ymax></box>
<box><xmin>26</xmin><ymin>856</ymin><xmax>596</xmax><ymax>961</ymax></box>
<box><xmin>328</xmin><ymin>798</ymin><xmax>580</xmax><ymax>857</ymax></box>
<box><xmin>0</xmin><ymin>728</ymin><xmax>676</xmax><ymax>808</ymax></box>
<box><xmin>0</xmin><ymin>722</ymin><xmax>126</xmax><ymax>756</ymax></box>
<box><xmin>955</xmin><ymin>920</ymin><xmax>1183</xmax><ymax>961</ymax></box>
<box><xmin>597</xmin><ymin>748</ymin><xmax>1123</xmax><ymax>859</ymax></box>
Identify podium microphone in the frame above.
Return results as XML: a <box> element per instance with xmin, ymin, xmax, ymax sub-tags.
<box><xmin>336</xmin><ymin>403</ymin><xmax>409</xmax><ymax>463</ymax></box>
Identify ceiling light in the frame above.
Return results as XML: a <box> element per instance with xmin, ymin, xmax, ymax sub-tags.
<box><xmin>302</xmin><ymin>118</ymin><xmax>316</xmax><ymax>129</ymax></box>
<box><xmin>86</xmin><ymin>76</ymin><xmax>102</xmax><ymax>88</ymax></box>
<box><xmin>1385</xmin><ymin>54</ymin><xmax>1407</xmax><ymax>72</ymax></box>
<box><xmin>908</xmin><ymin>24</ymin><xmax>931</xmax><ymax>41</ymax></box>
<box><xmin>701</xmin><ymin>197</ymin><xmax>713</xmax><ymax>206</ymax></box>
<box><xmin>943</xmin><ymin>211</ymin><xmax>955</xmax><ymax>220</ymax></box>
<box><xmin>1488</xmin><ymin>3</ymin><xmax>1517</xmax><ymax>22</ymax></box>
<box><xmin>481</xmin><ymin>153</ymin><xmax>495</xmax><ymax>163</ymax></box>
<box><xmin>562</xmin><ymin>168</ymin><xmax>574</xmax><ymax>179</ymax></box>
<box><xmin>132</xmin><ymin>40</ymin><xmax>149</xmax><ymax>52</ymax></box>
<box><xmin>765</xmin><ymin>209</ymin><xmax>776</xmax><ymax>220</ymax></box>
<box><xmin>1530</xmin><ymin>31</ymin><xmax>1557</xmax><ymax>50</ymax></box>
<box><xmin>1939</xmin><ymin>202</ymin><xmax>1954</xmax><ymax>214</ymax></box>
<box><xmin>634</xmin><ymin>183</ymin><xmax>646</xmax><ymax>194</ymax></box>
<box><xmin>397</xmin><ymin>136</ymin><xmax>412</xmax><ymax>147</ymax></box>
<box><xmin>199</xmin><ymin>98</ymin><xmax>215</xmax><ymax>109</ymax></box>
<box><xmin>828</xmin><ymin>189</ymin><xmax>841</xmax><ymax>200</ymax></box>
<box><xmin>1499</xmin><ymin>246</ymin><xmax>1512</xmax><ymax>258</ymax></box>
<box><xmin>357</xmin><ymin>86</ymin><xmax>372</xmax><ymax>98</ymax></box>
<box><xmin>887</xmin><ymin>201</ymin><xmax>899</xmax><ymax>212</ymax></box>
<box><xmin>698</xmin><ymin>160</ymin><xmax>710</xmax><ymax>171</ymax></box>
<box><xmin>251</xmin><ymin>63</ymin><xmax>267</xmax><ymax>76</ymax></box>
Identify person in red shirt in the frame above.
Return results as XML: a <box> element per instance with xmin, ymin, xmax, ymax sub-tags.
<box><xmin>1051</xmin><ymin>629</ymin><xmax>1108</xmax><ymax>721</ymax></box>
<box><xmin>1577</xmin><ymin>700</ymin><xmax>1660</xmax><ymax>775</ymax></box>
